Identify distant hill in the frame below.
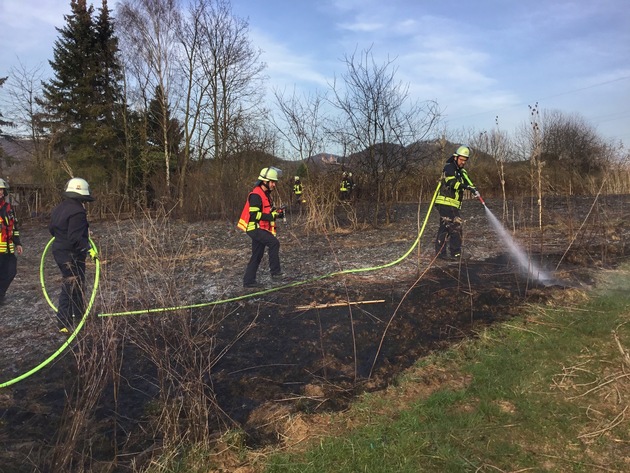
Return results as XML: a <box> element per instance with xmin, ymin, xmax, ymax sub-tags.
<box><xmin>304</xmin><ymin>139</ymin><xmax>491</xmax><ymax>173</ymax></box>
<box><xmin>305</xmin><ymin>152</ymin><xmax>343</xmax><ymax>168</ymax></box>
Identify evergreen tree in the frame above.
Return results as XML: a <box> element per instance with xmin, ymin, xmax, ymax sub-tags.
<box><xmin>147</xmin><ymin>85</ymin><xmax>183</xmax><ymax>165</ymax></box>
<box><xmin>94</xmin><ymin>0</ymin><xmax>126</xmax><ymax>182</ymax></box>
<box><xmin>39</xmin><ymin>0</ymin><xmax>125</xmax><ymax>184</ymax></box>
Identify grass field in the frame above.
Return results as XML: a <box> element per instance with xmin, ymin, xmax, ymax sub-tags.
<box><xmin>257</xmin><ymin>266</ymin><xmax>630</xmax><ymax>472</ymax></box>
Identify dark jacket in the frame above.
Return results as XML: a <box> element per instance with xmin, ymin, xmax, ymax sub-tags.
<box><xmin>49</xmin><ymin>198</ymin><xmax>90</xmax><ymax>257</ymax></box>
<box><xmin>435</xmin><ymin>156</ymin><xmax>475</xmax><ymax>209</ymax></box>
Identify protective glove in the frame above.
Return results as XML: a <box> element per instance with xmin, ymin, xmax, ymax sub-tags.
<box><xmin>88</xmin><ymin>248</ymin><xmax>99</xmax><ymax>261</ymax></box>
<box><xmin>272</xmin><ymin>209</ymin><xmax>285</xmax><ymax>220</ymax></box>
<box><xmin>469</xmin><ymin>187</ymin><xmax>480</xmax><ymax>198</ymax></box>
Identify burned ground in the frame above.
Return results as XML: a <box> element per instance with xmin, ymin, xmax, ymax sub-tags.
<box><xmin>0</xmin><ymin>195</ymin><xmax>628</xmax><ymax>471</ymax></box>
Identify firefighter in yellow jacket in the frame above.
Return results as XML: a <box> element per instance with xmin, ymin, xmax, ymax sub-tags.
<box><xmin>0</xmin><ymin>179</ymin><xmax>23</xmax><ymax>305</ymax></box>
<box><xmin>238</xmin><ymin>167</ymin><xmax>285</xmax><ymax>288</ymax></box>
<box><xmin>434</xmin><ymin>146</ymin><xmax>481</xmax><ymax>260</ymax></box>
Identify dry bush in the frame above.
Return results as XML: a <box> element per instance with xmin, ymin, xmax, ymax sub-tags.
<box><xmin>48</xmin><ymin>317</ymin><xmax>120</xmax><ymax>472</ymax></box>
<box><xmin>90</xmin><ymin>207</ymin><xmax>259</xmax><ymax>465</ymax></box>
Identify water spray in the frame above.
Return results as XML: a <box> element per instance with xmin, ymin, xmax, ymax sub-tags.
<box><xmin>480</xmin><ymin>197</ymin><xmax>552</xmax><ymax>284</ymax></box>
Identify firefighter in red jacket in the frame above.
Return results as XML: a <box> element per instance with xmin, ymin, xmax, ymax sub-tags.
<box><xmin>0</xmin><ymin>179</ymin><xmax>23</xmax><ymax>305</ymax></box>
<box><xmin>238</xmin><ymin>167</ymin><xmax>285</xmax><ymax>288</ymax></box>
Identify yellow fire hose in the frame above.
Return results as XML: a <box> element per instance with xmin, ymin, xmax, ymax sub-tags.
<box><xmin>0</xmin><ymin>238</ymin><xmax>100</xmax><ymax>388</ymax></box>
<box><xmin>1</xmin><ymin>184</ymin><xmax>438</xmax><ymax>387</ymax></box>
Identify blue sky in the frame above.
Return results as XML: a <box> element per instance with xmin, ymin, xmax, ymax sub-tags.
<box><xmin>1</xmin><ymin>0</ymin><xmax>629</xmax><ymax>145</ymax></box>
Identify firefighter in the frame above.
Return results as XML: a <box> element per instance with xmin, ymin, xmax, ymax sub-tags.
<box><xmin>293</xmin><ymin>176</ymin><xmax>305</xmax><ymax>206</ymax></box>
<box><xmin>238</xmin><ymin>167</ymin><xmax>285</xmax><ymax>288</ymax></box>
<box><xmin>340</xmin><ymin>171</ymin><xmax>353</xmax><ymax>201</ymax></box>
<box><xmin>0</xmin><ymin>179</ymin><xmax>23</xmax><ymax>306</ymax></box>
<box><xmin>49</xmin><ymin>178</ymin><xmax>97</xmax><ymax>332</ymax></box>
<box><xmin>434</xmin><ymin>146</ymin><xmax>481</xmax><ymax>260</ymax></box>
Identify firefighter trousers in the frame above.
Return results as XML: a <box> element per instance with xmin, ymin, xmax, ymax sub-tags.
<box><xmin>244</xmin><ymin>228</ymin><xmax>281</xmax><ymax>285</ymax></box>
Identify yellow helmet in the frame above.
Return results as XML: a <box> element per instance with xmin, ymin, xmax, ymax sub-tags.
<box><xmin>258</xmin><ymin>167</ymin><xmax>280</xmax><ymax>182</ymax></box>
<box><xmin>455</xmin><ymin>146</ymin><xmax>470</xmax><ymax>158</ymax></box>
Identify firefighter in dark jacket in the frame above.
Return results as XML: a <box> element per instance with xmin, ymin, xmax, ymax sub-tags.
<box><xmin>0</xmin><ymin>179</ymin><xmax>23</xmax><ymax>305</ymax></box>
<box><xmin>49</xmin><ymin>178</ymin><xmax>97</xmax><ymax>332</ymax></box>
<box><xmin>293</xmin><ymin>176</ymin><xmax>305</xmax><ymax>206</ymax></box>
<box><xmin>339</xmin><ymin>171</ymin><xmax>353</xmax><ymax>201</ymax></box>
<box><xmin>434</xmin><ymin>146</ymin><xmax>481</xmax><ymax>259</ymax></box>
<box><xmin>238</xmin><ymin>167</ymin><xmax>285</xmax><ymax>288</ymax></box>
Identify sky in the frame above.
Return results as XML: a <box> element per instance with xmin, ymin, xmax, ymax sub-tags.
<box><xmin>1</xmin><ymin>0</ymin><xmax>629</xmax><ymax>148</ymax></box>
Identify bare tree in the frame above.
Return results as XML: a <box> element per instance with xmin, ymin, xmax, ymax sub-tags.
<box><xmin>270</xmin><ymin>87</ymin><xmax>326</xmax><ymax>165</ymax></box>
<box><xmin>528</xmin><ymin>103</ymin><xmax>545</xmax><ymax>229</ymax></box>
<box><xmin>539</xmin><ymin>109</ymin><xmax>610</xmax><ymax>193</ymax></box>
<box><xmin>470</xmin><ymin>121</ymin><xmax>512</xmax><ymax>221</ymax></box>
<box><xmin>117</xmin><ymin>0</ymin><xmax>182</xmax><ymax>198</ymax></box>
<box><xmin>5</xmin><ymin>62</ymin><xmax>48</xmax><ymax>174</ymax></box>
<box><xmin>193</xmin><ymin>0</ymin><xmax>266</xmax><ymax>165</ymax></box>
<box><xmin>329</xmin><ymin>46</ymin><xmax>440</xmax><ymax>224</ymax></box>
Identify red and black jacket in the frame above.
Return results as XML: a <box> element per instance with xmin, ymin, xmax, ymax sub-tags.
<box><xmin>0</xmin><ymin>198</ymin><xmax>21</xmax><ymax>254</ymax></box>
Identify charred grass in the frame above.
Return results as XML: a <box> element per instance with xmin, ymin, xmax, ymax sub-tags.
<box><xmin>1</xmin><ymin>195</ymin><xmax>630</xmax><ymax>472</ymax></box>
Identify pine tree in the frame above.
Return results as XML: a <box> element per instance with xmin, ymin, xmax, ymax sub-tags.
<box><xmin>147</xmin><ymin>85</ymin><xmax>183</xmax><ymax>163</ymax></box>
<box><xmin>39</xmin><ymin>0</ymin><xmax>125</xmax><ymax>184</ymax></box>
<box><xmin>94</xmin><ymin>0</ymin><xmax>126</xmax><ymax>181</ymax></box>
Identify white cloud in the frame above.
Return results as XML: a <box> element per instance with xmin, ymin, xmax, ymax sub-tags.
<box><xmin>248</xmin><ymin>29</ymin><xmax>331</xmax><ymax>89</ymax></box>
<box><xmin>337</xmin><ymin>21</ymin><xmax>384</xmax><ymax>33</ymax></box>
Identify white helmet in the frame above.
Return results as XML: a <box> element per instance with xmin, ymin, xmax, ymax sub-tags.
<box><xmin>0</xmin><ymin>178</ymin><xmax>8</xmax><ymax>189</ymax></box>
<box><xmin>64</xmin><ymin>177</ymin><xmax>95</xmax><ymax>201</ymax></box>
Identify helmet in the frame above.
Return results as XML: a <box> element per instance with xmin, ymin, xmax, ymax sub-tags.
<box><xmin>455</xmin><ymin>146</ymin><xmax>470</xmax><ymax>158</ymax></box>
<box><xmin>63</xmin><ymin>177</ymin><xmax>95</xmax><ymax>201</ymax></box>
<box><xmin>0</xmin><ymin>178</ymin><xmax>8</xmax><ymax>190</ymax></box>
<box><xmin>258</xmin><ymin>167</ymin><xmax>281</xmax><ymax>182</ymax></box>
<box><xmin>294</xmin><ymin>176</ymin><xmax>300</xmax><ymax>181</ymax></box>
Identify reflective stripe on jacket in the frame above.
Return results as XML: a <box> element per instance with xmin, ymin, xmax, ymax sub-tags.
<box><xmin>0</xmin><ymin>199</ymin><xmax>20</xmax><ymax>254</ymax></box>
<box><xmin>237</xmin><ymin>185</ymin><xmax>276</xmax><ymax>235</ymax></box>
<box><xmin>435</xmin><ymin>157</ymin><xmax>475</xmax><ymax>209</ymax></box>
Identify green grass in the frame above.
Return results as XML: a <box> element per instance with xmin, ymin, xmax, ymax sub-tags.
<box><xmin>263</xmin><ymin>267</ymin><xmax>630</xmax><ymax>473</ymax></box>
